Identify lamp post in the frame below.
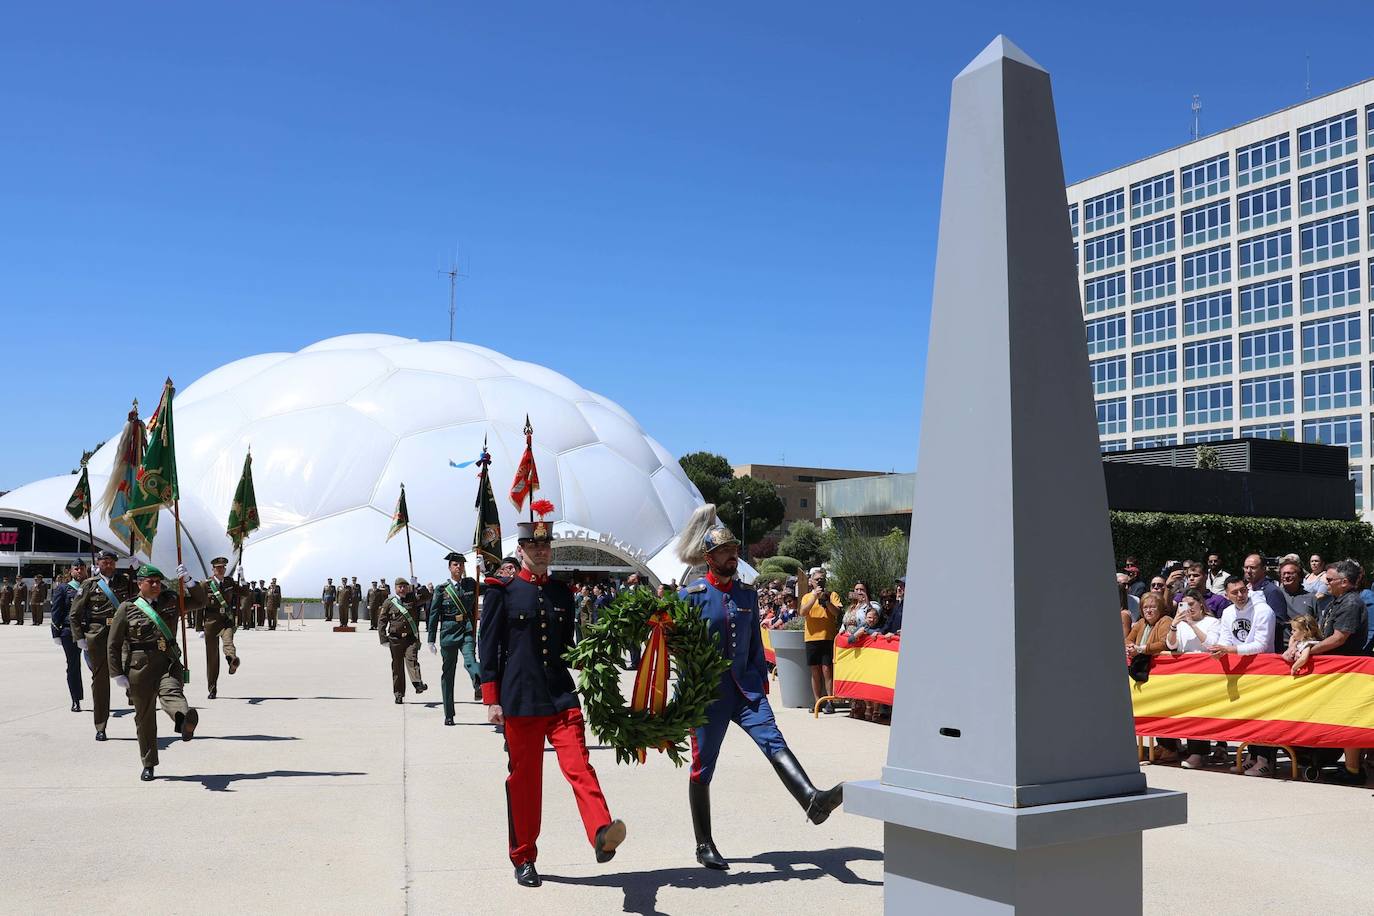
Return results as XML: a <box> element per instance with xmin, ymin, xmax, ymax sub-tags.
<box><xmin>740</xmin><ymin>496</ymin><xmax>752</xmax><ymax>562</ymax></box>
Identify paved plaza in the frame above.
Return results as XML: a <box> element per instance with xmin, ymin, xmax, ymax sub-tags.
<box><xmin>1</xmin><ymin>624</ymin><xmax>1370</xmax><ymax>915</ymax></box>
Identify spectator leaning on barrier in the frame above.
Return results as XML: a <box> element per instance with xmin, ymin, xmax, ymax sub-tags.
<box><xmin>1205</xmin><ymin>553</ymin><xmax>1229</xmax><ymax>596</ymax></box>
<box><xmin>1126</xmin><ymin>592</ymin><xmax>1173</xmax><ymax>661</ymax></box>
<box><xmin>1282</xmin><ymin>559</ymin><xmax>1370</xmax><ymax>786</ymax></box>
<box><xmin>1165</xmin><ymin>588</ymin><xmax>1222</xmax><ymax>768</ymax></box>
<box><xmin>1212</xmin><ymin>576</ymin><xmax>1275</xmax><ymax>659</ymax></box>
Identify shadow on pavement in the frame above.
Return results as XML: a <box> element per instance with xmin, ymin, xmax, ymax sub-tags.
<box><xmin>239</xmin><ymin>696</ymin><xmax>367</xmax><ymax>705</ymax></box>
<box><xmin>115</xmin><ymin>734</ymin><xmax>302</xmax><ymax>750</ymax></box>
<box><xmin>542</xmin><ymin>845</ymin><xmax>882</xmax><ymax>915</ymax></box>
<box><xmin>159</xmin><ymin>769</ymin><xmax>368</xmax><ymax>792</ymax></box>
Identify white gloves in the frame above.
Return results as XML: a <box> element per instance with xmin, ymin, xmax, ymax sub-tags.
<box><xmin>198</xmin><ymin>630</ymin><xmax>205</xmax><ymax>640</ymax></box>
<box><xmin>174</xmin><ymin>564</ymin><xmax>195</xmax><ymax>586</ymax></box>
<box><xmin>114</xmin><ymin>675</ymin><xmax>130</xmax><ymax>689</ymax></box>
<box><xmin>429</xmin><ymin>642</ymin><xmax>437</xmax><ymax>655</ymax></box>
<box><xmin>77</xmin><ymin>639</ymin><xmax>88</xmax><ymax>650</ymax></box>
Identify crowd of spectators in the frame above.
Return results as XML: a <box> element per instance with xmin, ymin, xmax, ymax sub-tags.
<box><xmin>1120</xmin><ymin>551</ymin><xmax>1372</xmax><ymax>786</ymax></box>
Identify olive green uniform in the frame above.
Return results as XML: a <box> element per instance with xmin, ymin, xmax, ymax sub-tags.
<box><xmin>266</xmin><ymin>583</ymin><xmax>280</xmax><ymax>630</ymax></box>
<box><xmin>0</xmin><ymin>580</ymin><xmax>12</xmax><ymax>624</ymax></box>
<box><xmin>108</xmin><ymin>583</ymin><xmax>208</xmax><ymax>767</ymax></box>
<box><xmin>378</xmin><ymin>592</ymin><xmax>425</xmax><ymax>697</ymax></box>
<box><xmin>366</xmin><ymin>585</ymin><xmax>382</xmax><ymax>629</ymax></box>
<box><xmin>202</xmin><ymin>577</ymin><xmax>241</xmax><ymax>693</ymax></box>
<box><xmin>427</xmin><ymin>577</ymin><xmax>481</xmax><ymax>715</ymax></box>
<box><xmin>30</xmin><ymin>577</ymin><xmax>49</xmax><ymax>625</ymax></box>
<box><xmin>71</xmin><ymin>572</ymin><xmax>137</xmax><ymax>733</ymax></box>
<box><xmin>14</xmin><ymin>581</ymin><xmax>28</xmax><ymax>625</ymax></box>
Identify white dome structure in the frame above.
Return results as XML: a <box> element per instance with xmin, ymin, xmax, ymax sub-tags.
<box><xmin>0</xmin><ymin>334</ymin><xmax>710</xmax><ymax>594</ymax></box>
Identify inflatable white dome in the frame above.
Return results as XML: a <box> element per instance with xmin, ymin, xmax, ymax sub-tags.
<box><xmin>0</xmin><ymin>334</ymin><xmax>706</xmax><ymax>593</ymax></box>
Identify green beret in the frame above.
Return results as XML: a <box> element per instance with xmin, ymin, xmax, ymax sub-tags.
<box><xmin>137</xmin><ymin>563</ymin><xmax>165</xmax><ymax>580</ymax></box>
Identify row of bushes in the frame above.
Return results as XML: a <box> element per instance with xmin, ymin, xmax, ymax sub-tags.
<box><xmin>1111</xmin><ymin>511</ymin><xmax>1374</xmax><ymax>576</ymax></box>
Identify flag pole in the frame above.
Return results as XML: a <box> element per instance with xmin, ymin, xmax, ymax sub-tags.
<box><xmin>81</xmin><ymin>461</ymin><xmax>96</xmax><ymax>567</ymax></box>
<box><xmin>174</xmin><ymin>498</ymin><xmax>190</xmax><ymax>672</ymax></box>
<box><xmin>402</xmin><ymin>483</ymin><xmax>415</xmax><ymax>583</ymax></box>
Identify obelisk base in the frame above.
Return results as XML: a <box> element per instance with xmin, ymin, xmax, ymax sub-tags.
<box><xmin>847</xmin><ymin>780</ymin><xmax>1185</xmax><ymax>915</ymax></box>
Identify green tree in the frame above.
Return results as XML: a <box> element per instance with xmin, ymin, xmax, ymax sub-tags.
<box><xmin>718</xmin><ymin>475</ymin><xmax>784</xmax><ymax>546</ymax></box>
<box><xmin>778</xmin><ymin>520</ymin><xmax>830</xmax><ymax>570</ymax></box>
<box><xmin>678</xmin><ymin>451</ymin><xmax>734</xmax><ymax>505</ymax></box>
<box><xmin>827</xmin><ymin>531</ymin><xmax>909</xmax><ymax>599</ymax></box>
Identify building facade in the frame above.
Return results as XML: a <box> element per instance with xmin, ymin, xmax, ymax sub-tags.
<box><xmin>732</xmin><ymin>463</ymin><xmax>886</xmax><ymax>534</ymax></box>
<box><xmin>1067</xmin><ymin>79</ymin><xmax>1374</xmax><ymax>516</ymax></box>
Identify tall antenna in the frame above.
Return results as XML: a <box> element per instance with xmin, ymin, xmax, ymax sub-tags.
<box><xmin>1305</xmin><ymin>54</ymin><xmax>1311</xmax><ymax>98</ymax></box>
<box><xmin>1190</xmin><ymin>94</ymin><xmax>1202</xmax><ymax>141</ymax></box>
<box><xmin>437</xmin><ymin>253</ymin><xmax>468</xmax><ymax>341</ymax></box>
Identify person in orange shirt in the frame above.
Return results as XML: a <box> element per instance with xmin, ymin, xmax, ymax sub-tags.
<box><xmin>799</xmin><ymin>567</ymin><xmax>842</xmax><ymax>714</ymax></box>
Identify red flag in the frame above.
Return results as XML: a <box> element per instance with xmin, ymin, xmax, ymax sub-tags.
<box><xmin>509</xmin><ymin>415</ymin><xmax>540</xmax><ymax>510</ymax></box>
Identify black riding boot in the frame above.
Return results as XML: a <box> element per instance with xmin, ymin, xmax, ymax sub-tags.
<box><xmin>689</xmin><ymin>781</ymin><xmax>729</xmax><ymax>870</ymax></box>
<box><xmin>769</xmin><ymin>749</ymin><xmax>844</xmax><ymax>825</ymax></box>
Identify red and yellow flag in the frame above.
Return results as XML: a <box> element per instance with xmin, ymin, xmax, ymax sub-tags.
<box><xmin>629</xmin><ymin>611</ymin><xmax>673</xmax><ymax>764</ymax></box>
<box><xmin>832</xmin><ymin>632</ymin><xmax>900</xmax><ymax>706</ymax></box>
<box><xmin>509</xmin><ymin>415</ymin><xmax>540</xmax><ymax>511</ymax></box>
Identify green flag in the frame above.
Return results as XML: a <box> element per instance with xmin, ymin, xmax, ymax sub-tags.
<box><xmin>227</xmin><ymin>450</ymin><xmax>260</xmax><ymax>550</ymax></box>
<box><xmin>472</xmin><ymin>442</ymin><xmax>502</xmax><ymax>572</ymax></box>
<box><xmin>387</xmin><ymin>484</ymin><xmax>409</xmax><ymax>542</ymax></box>
<box><xmin>65</xmin><ymin>465</ymin><xmax>92</xmax><ymax>521</ymax></box>
<box><xmin>126</xmin><ymin>378</ymin><xmax>178</xmax><ymax>555</ymax></box>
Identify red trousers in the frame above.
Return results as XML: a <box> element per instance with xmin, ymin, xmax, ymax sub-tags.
<box><xmin>503</xmin><ymin>707</ymin><xmax>611</xmax><ymax>865</ymax></box>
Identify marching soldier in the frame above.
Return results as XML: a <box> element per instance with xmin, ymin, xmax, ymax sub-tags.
<box><xmin>674</xmin><ymin>505</ymin><xmax>842</xmax><ymax>870</ymax></box>
<box><xmin>322</xmin><ymin>578</ymin><xmax>337</xmax><ymax>622</ymax></box>
<box><xmin>266</xmin><ymin>578</ymin><xmax>281</xmax><ymax>630</ymax></box>
<box><xmin>30</xmin><ymin>574</ymin><xmax>49</xmax><ymax>625</ymax></box>
<box><xmin>70</xmin><ymin>550</ymin><xmax>136</xmax><ymax>740</ymax></box>
<box><xmin>14</xmin><ymin>578</ymin><xmax>28</xmax><ymax>626</ymax></box>
<box><xmin>0</xmin><ymin>577</ymin><xmax>12</xmax><ymax>624</ymax></box>
<box><xmin>108</xmin><ymin>564</ymin><xmax>207</xmax><ymax>781</ymax></box>
<box><xmin>479</xmin><ymin>517</ymin><xmax>626</xmax><ymax>888</ymax></box>
<box><xmin>427</xmin><ymin>553</ymin><xmax>480</xmax><ymax>725</ymax></box>
<box><xmin>378</xmin><ymin>578</ymin><xmax>427</xmax><ymax>703</ymax></box>
<box><xmin>49</xmin><ymin>561</ymin><xmax>87</xmax><ymax>711</ymax></box>
<box><xmin>366</xmin><ymin>580</ymin><xmax>381</xmax><ymax>630</ymax></box>
<box><xmin>202</xmin><ymin>557</ymin><xmax>242</xmax><ymax>699</ymax></box>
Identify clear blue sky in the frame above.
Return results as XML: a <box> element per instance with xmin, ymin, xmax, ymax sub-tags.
<box><xmin>2</xmin><ymin>1</ymin><xmax>1369</xmax><ymax>489</ymax></box>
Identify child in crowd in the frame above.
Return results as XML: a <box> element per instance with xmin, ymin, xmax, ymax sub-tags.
<box><xmin>1287</xmin><ymin>614</ymin><xmax>1322</xmax><ymax>673</ymax></box>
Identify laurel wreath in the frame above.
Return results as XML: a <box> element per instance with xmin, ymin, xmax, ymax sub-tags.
<box><xmin>565</xmin><ymin>588</ymin><xmax>731</xmax><ymax>766</ymax></box>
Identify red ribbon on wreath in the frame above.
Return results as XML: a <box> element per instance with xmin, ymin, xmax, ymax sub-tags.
<box><xmin>629</xmin><ymin>610</ymin><xmax>673</xmax><ymax>763</ymax></box>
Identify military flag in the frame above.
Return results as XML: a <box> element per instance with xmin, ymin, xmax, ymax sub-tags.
<box><xmin>126</xmin><ymin>379</ymin><xmax>178</xmax><ymax>555</ymax></box>
<box><xmin>509</xmin><ymin>415</ymin><xmax>540</xmax><ymax>512</ymax></box>
<box><xmin>472</xmin><ymin>439</ymin><xmax>502</xmax><ymax>572</ymax></box>
<box><xmin>100</xmin><ymin>401</ymin><xmax>146</xmax><ymax>553</ymax></box>
<box><xmin>65</xmin><ymin>464</ymin><xmax>92</xmax><ymax>521</ymax></box>
<box><xmin>387</xmin><ymin>484</ymin><xmax>410</xmax><ymax>542</ymax></box>
<box><xmin>227</xmin><ymin>450</ymin><xmax>260</xmax><ymax>551</ymax></box>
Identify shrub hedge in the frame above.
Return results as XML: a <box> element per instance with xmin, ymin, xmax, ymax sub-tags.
<box><xmin>1110</xmin><ymin>511</ymin><xmax>1374</xmax><ymax>576</ymax></box>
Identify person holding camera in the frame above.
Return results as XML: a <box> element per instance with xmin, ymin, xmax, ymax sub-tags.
<box><xmin>800</xmin><ymin>568</ymin><xmax>841</xmax><ymax>715</ymax></box>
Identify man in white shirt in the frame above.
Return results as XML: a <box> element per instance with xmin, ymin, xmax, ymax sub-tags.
<box><xmin>1204</xmin><ymin>553</ymin><xmax>1230</xmax><ymax>596</ymax></box>
<box><xmin>1211</xmin><ymin>575</ymin><xmax>1278</xmax><ymax>777</ymax></box>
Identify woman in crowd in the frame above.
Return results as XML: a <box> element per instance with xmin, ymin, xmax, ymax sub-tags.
<box><xmin>1146</xmin><ymin>576</ymin><xmax>1175</xmax><ymax>616</ymax></box>
<box><xmin>1128</xmin><ymin>592</ymin><xmax>1176</xmax><ymax>762</ymax></box>
<box><xmin>841</xmin><ymin>583</ymin><xmax>873</xmax><ymax>720</ymax></box>
<box><xmin>1162</xmin><ymin>588</ymin><xmax>1222</xmax><ymax>768</ymax></box>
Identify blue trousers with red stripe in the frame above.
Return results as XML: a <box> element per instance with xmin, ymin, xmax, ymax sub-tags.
<box><xmin>689</xmin><ymin>688</ymin><xmax>786</xmax><ymax>784</ymax></box>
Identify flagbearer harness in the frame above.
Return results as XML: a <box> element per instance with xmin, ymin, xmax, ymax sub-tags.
<box><xmin>131</xmin><ymin>596</ymin><xmax>190</xmax><ymax>684</ymax></box>
<box><xmin>208</xmin><ymin>579</ymin><xmax>236</xmax><ymax>625</ymax></box>
<box><xmin>388</xmin><ymin>595</ymin><xmax>421</xmax><ymax>639</ymax></box>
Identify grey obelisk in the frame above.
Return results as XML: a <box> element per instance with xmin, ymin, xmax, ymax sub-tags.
<box><xmin>846</xmin><ymin>36</ymin><xmax>1186</xmax><ymax>914</ymax></box>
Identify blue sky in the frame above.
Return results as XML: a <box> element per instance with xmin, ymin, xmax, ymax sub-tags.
<box><xmin>2</xmin><ymin>1</ymin><xmax>1370</xmax><ymax>489</ymax></box>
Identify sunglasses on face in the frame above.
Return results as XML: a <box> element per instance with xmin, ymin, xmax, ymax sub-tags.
<box><xmin>1150</xmin><ymin>583</ymin><xmax>1166</xmax><ymax>589</ymax></box>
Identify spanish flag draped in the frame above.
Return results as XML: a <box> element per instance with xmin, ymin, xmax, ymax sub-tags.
<box><xmin>832</xmin><ymin>632</ymin><xmax>899</xmax><ymax>705</ymax></box>
<box><xmin>1131</xmin><ymin>654</ymin><xmax>1374</xmax><ymax>748</ymax></box>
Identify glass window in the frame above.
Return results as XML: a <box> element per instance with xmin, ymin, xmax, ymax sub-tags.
<box><xmin>1236</xmin><ymin>133</ymin><xmax>1291</xmax><ymax>187</ymax></box>
<box><xmin>1069</xmin><ymin>203</ymin><xmax>1079</xmax><ymax>239</ymax></box>
<box><xmin>1132</xmin><ymin>391</ymin><xmax>1177</xmax><ymax>431</ymax></box>
<box><xmin>1084</xmin><ymin>272</ymin><xmax>1126</xmax><ymax>314</ymax></box>
<box><xmin>1302</xmin><ymin>313</ymin><xmax>1361</xmax><ymax>362</ymax></box>
<box><xmin>1097</xmin><ymin>397</ymin><xmax>1127</xmax><ymax>436</ymax></box>
<box><xmin>1240</xmin><ymin>373</ymin><xmax>1294</xmax><ymax>419</ymax></box>
<box><xmin>1132</xmin><ymin>434</ymin><xmax>1179</xmax><ymax>448</ymax></box>
<box><xmin>1180</xmin><ymin>199</ymin><xmax>1231</xmax><ymax>248</ymax></box>
<box><xmin>1368</xmin><ymin>104</ymin><xmax>1374</xmax><ymax>148</ymax></box>
<box><xmin>1100</xmin><ymin>439</ymin><xmax>1128</xmax><ymax>453</ymax></box>
<box><xmin>1085</xmin><ymin>314</ymin><xmax>1126</xmax><ymax>354</ymax></box>
<box><xmin>1185</xmin><ymin>382</ymin><xmax>1233</xmax><ymax>426</ymax></box>
<box><xmin>1083</xmin><ymin>189</ymin><xmax>1125</xmax><ymax>233</ymax></box>
<box><xmin>1184</xmin><ymin>336</ymin><xmax>1232</xmax><ymax>380</ymax></box>
<box><xmin>1182</xmin><ymin>290</ymin><xmax>1232</xmax><ymax>335</ymax></box>
<box><xmin>1131</xmin><ymin>260</ymin><xmax>1177</xmax><ymax>304</ymax></box>
<box><xmin>1239</xmin><ymin>278</ymin><xmax>1294</xmax><ymax>325</ymax></box>
<box><xmin>1181</xmin><ymin>153</ymin><xmax>1229</xmax><ymax>204</ymax></box>
<box><xmin>1130</xmin><ymin>172</ymin><xmax>1174</xmax><ymax>219</ymax></box>
<box><xmin>1237</xmin><ymin>228</ymin><xmax>1292</xmax><ymax>279</ymax></box>
<box><xmin>1091</xmin><ymin>355</ymin><xmax>1127</xmax><ymax>394</ymax></box>
<box><xmin>1131</xmin><ymin>216</ymin><xmax>1176</xmax><ymax>260</ymax></box>
<box><xmin>1240</xmin><ymin>326</ymin><xmax>1294</xmax><ymax>371</ymax></box>
<box><xmin>1181</xmin><ymin>244</ymin><xmax>1231</xmax><ymax>291</ymax></box>
<box><xmin>1301</xmin><ymin>262</ymin><xmax>1362</xmax><ymax>313</ymax></box>
<box><xmin>1302</xmin><ymin>414</ymin><xmax>1362</xmax><ymax>457</ymax></box>
<box><xmin>1241</xmin><ymin>421</ymin><xmax>1294</xmax><ymax>440</ymax></box>
<box><xmin>1368</xmin><ymin>158</ymin><xmax>1374</xmax><ymax>201</ymax></box>
<box><xmin>1236</xmin><ymin>181</ymin><xmax>1291</xmax><ymax>233</ymax></box>
<box><xmin>1302</xmin><ymin>363</ymin><xmax>1361</xmax><ymax>412</ymax></box>
<box><xmin>1184</xmin><ymin>428</ymin><xmax>1233</xmax><ymax>443</ymax></box>
<box><xmin>1298</xmin><ymin>160</ymin><xmax>1360</xmax><ymax>216</ymax></box>
<box><xmin>1084</xmin><ymin>230</ymin><xmax>1126</xmax><ymax>273</ymax></box>
<box><xmin>1132</xmin><ymin>302</ymin><xmax>1177</xmax><ymax>346</ymax></box>
<box><xmin>1131</xmin><ymin>345</ymin><xmax>1177</xmax><ymax>387</ymax></box>
<box><xmin>1353</xmin><ymin>466</ymin><xmax>1364</xmax><ymax>512</ymax></box>
<box><xmin>1297</xmin><ymin>110</ymin><xmax>1358</xmax><ymax>169</ymax></box>
<box><xmin>1299</xmin><ymin>211</ymin><xmax>1360</xmax><ymax>265</ymax></box>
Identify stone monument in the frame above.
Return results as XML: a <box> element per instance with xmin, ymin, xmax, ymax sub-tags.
<box><xmin>845</xmin><ymin>36</ymin><xmax>1187</xmax><ymax>914</ymax></box>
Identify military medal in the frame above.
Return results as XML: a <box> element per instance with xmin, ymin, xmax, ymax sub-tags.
<box><xmin>157</xmin><ymin>637</ymin><xmax>168</xmax><ymax>652</ymax></box>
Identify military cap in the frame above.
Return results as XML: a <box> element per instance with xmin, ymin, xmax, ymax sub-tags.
<box><xmin>444</xmin><ymin>551</ymin><xmax>466</xmax><ymax>564</ymax></box>
<box><xmin>96</xmin><ymin>549</ymin><xmax>118</xmax><ymax>561</ymax></box>
<box><xmin>137</xmin><ymin>563</ymin><xmax>165</xmax><ymax>580</ymax></box>
<box><xmin>211</xmin><ymin>556</ymin><xmax>229</xmax><ymax>566</ymax></box>
<box><xmin>393</xmin><ymin>577</ymin><xmax>410</xmax><ymax>588</ymax></box>
<box><xmin>703</xmin><ymin>523</ymin><xmax>739</xmax><ymax>553</ymax></box>
<box><xmin>516</xmin><ymin>519</ymin><xmax>553</xmax><ymax>543</ymax></box>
